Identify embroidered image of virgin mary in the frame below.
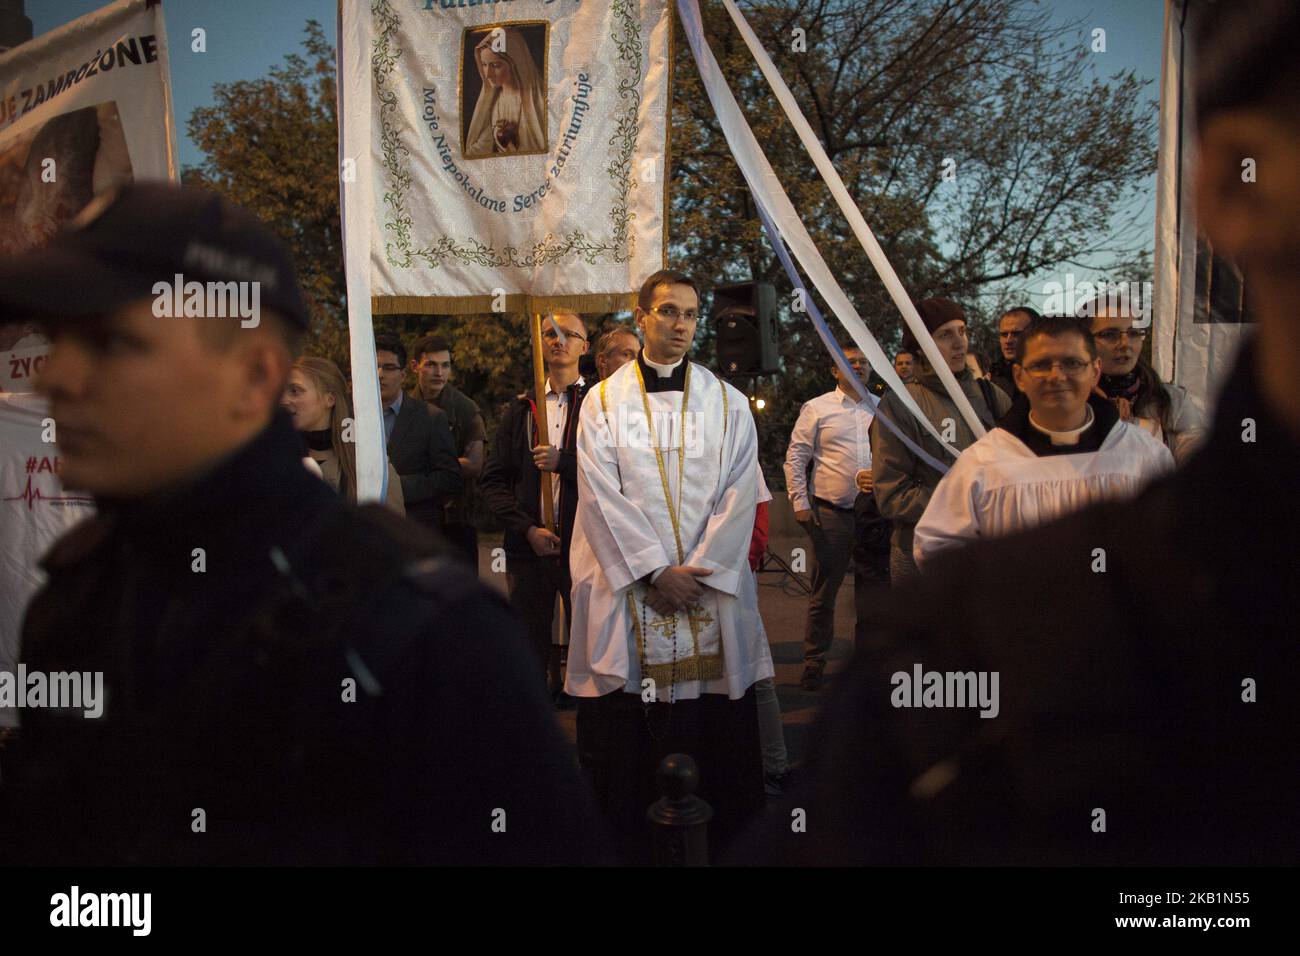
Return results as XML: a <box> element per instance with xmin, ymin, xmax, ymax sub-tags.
<box><xmin>462</xmin><ymin>25</ymin><xmax>548</xmax><ymax>160</ymax></box>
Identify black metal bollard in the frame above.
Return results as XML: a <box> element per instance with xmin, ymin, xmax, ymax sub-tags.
<box><xmin>647</xmin><ymin>753</ymin><xmax>712</xmax><ymax>866</ymax></box>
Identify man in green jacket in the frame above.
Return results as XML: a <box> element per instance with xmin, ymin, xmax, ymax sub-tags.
<box><xmin>410</xmin><ymin>335</ymin><xmax>488</xmax><ymax>569</ymax></box>
<box><xmin>869</xmin><ymin>298</ymin><xmax>1011</xmax><ymax>587</ymax></box>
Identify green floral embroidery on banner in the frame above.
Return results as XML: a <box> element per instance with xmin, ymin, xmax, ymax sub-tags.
<box><xmin>372</xmin><ymin>0</ymin><xmax>413</xmax><ymax>268</ymax></box>
<box><xmin>371</xmin><ymin>0</ymin><xmax>645</xmax><ymax>271</ymax></box>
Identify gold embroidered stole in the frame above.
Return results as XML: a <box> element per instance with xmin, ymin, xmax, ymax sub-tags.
<box><xmin>600</xmin><ymin>362</ymin><xmax>729</xmax><ymax>686</ymax></box>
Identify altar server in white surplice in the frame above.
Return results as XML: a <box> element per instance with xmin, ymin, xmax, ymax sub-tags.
<box><xmin>914</xmin><ymin>315</ymin><xmax>1173</xmax><ymax>570</ymax></box>
<box><xmin>567</xmin><ymin>270</ymin><xmax>773</xmax><ymax>862</ymax></box>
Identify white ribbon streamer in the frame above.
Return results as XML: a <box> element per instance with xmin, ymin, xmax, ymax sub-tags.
<box><xmin>719</xmin><ymin>0</ymin><xmax>987</xmax><ymax>439</ymax></box>
<box><xmin>675</xmin><ymin>0</ymin><xmax>962</xmax><ymax>456</ymax></box>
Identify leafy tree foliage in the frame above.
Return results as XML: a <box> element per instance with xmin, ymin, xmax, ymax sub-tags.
<box><xmin>186</xmin><ymin>2</ymin><xmax>1157</xmax><ymax>488</ymax></box>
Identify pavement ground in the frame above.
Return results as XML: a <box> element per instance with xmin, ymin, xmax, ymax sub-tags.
<box><xmin>477</xmin><ymin>532</ymin><xmax>858</xmax><ymax>770</ymax></box>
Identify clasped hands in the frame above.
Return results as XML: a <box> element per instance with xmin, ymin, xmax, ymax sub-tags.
<box><xmin>645</xmin><ymin>565</ymin><xmax>713</xmax><ymax>614</ymax></box>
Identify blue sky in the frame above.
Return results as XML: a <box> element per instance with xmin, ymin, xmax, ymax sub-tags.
<box><xmin>32</xmin><ymin>0</ymin><xmax>338</xmax><ymax>169</ymax></box>
<box><xmin>32</xmin><ymin>0</ymin><xmax>1164</xmax><ymax>170</ymax></box>
<box><xmin>30</xmin><ymin>0</ymin><xmax>1165</xmax><ymax>299</ymax></box>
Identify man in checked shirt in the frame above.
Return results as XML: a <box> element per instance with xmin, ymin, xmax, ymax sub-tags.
<box><xmin>783</xmin><ymin>345</ymin><xmax>889</xmax><ymax>691</ymax></box>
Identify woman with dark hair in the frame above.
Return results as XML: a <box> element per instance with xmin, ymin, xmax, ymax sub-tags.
<box><xmin>282</xmin><ymin>356</ymin><xmax>406</xmax><ymax>515</ymax></box>
<box><xmin>1086</xmin><ymin>306</ymin><xmax>1206</xmax><ymax>465</ymax></box>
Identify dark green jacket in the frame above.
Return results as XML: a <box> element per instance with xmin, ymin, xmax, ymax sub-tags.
<box><xmin>413</xmin><ymin>385</ymin><xmax>486</xmax><ymax>524</ymax></box>
<box><xmin>870</xmin><ymin>365</ymin><xmax>1011</xmax><ymax>555</ymax></box>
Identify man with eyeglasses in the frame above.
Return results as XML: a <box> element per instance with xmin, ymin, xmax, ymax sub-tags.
<box><xmin>479</xmin><ymin>310</ymin><xmax>591</xmax><ymax>701</ymax></box>
<box><xmin>1085</xmin><ymin>300</ymin><xmax>1206</xmax><ymax>464</ymax></box>
<box><xmin>987</xmin><ymin>306</ymin><xmax>1040</xmax><ymax>402</ymax></box>
<box><xmin>566</xmin><ymin>268</ymin><xmax>773</xmax><ymax>861</ymax></box>
<box><xmin>913</xmin><ymin>315</ymin><xmax>1172</xmax><ymax>567</ymax></box>
<box><xmin>593</xmin><ymin>324</ymin><xmax>641</xmax><ymax>380</ymax></box>
<box><xmin>742</xmin><ymin>0</ymin><xmax>1300</xmax><ymax>867</ymax></box>
<box><xmin>375</xmin><ymin>332</ymin><xmax>463</xmax><ymax>534</ymax></box>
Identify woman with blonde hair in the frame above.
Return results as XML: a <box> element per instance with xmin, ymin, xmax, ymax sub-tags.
<box><xmin>282</xmin><ymin>356</ymin><xmax>406</xmax><ymax>515</ymax></box>
<box><xmin>464</xmin><ymin>27</ymin><xmax>547</xmax><ymax>158</ymax></box>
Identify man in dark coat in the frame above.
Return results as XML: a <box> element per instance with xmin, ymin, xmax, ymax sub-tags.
<box><xmin>986</xmin><ymin>306</ymin><xmax>1038</xmax><ymax>403</ymax></box>
<box><xmin>0</xmin><ymin>185</ymin><xmax>609</xmax><ymax>866</ymax></box>
<box><xmin>478</xmin><ymin>311</ymin><xmax>590</xmax><ymax>697</ymax></box>
<box><xmin>739</xmin><ymin>0</ymin><xmax>1300</xmax><ymax>866</ymax></box>
<box><xmin>410</xmin><ymin>334</ymin><xmax>488</xmax><ymax>569</ymax></box>
<box><xmin>375</xmin><ymin>332</ymin><xmax>462</xmax><ymax>533</ymax></box>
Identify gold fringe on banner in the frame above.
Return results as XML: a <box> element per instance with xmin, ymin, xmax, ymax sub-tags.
<box><xmin>372</xmin><ymin>292</ymin><xmax>637</xmax><ymax>316</ymax></box>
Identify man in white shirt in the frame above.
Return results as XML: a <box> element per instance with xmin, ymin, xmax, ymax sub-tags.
<box><xmin>783</xmin><ymin>346</ymin><xmax>884</xmax><ymax>690</ymax></box>
<box><xmin>478</xmin><ymin>311</ymin><xmax>590</xmax><ymax>696</ymax></box>
<box><xmin>567</xmin><ymin>269</ymin><xmax>772</xmax><ymax>861</ymax></box>
<box><xmin>914</xmin><ymin>315</ymin><xmax>1173</xmax><ymax>567</ymax></box>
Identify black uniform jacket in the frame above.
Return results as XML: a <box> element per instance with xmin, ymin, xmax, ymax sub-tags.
<box><xmin>1</xmin><ymin>411</ymin><xmax>609</xmax><ymax>865</ymax></box>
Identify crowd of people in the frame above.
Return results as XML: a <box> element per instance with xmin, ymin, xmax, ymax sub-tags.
<box><xmin>0</xmin><ymin>0</ymin><xmax>1294</xmax><ymax>867</ymax></box>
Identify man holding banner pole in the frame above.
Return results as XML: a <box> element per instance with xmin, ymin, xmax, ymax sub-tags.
<box><xmin>479</xmin><ymin>311</ymin><xmax>591</xmax><ymax>690</ymax></box>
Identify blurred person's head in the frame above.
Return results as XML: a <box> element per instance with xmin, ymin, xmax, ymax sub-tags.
<box><xmin>635</xmin><ymin>270</ymin><xmax>700</xmax><ymax>365</ymax></box>
<box><xmin>594</xmin><ymin>325</ymin><xmax>639</xmax><ymax>379</ymax></box>
<box><xmin>998</xmin><ymin>307</ymin><xmax>1039</xmax><ymax>361</ymax></box>
<box><xmin>374</xmin><ymin>333</ymin><xmax>407</xmax><ymax>405</ymax></box>
<box><xmin>4</xmin><ymin>184</ymin><xmax>310</xmax><ymax>499</ymax></box>
<box><xmin>1013</xmin><ymin>315</ymin><xmax>1101</xmax><ymax>431</ymax></box>
<box><xmin>37</xmin><ymin>303</ymin><xmax>299</xmax><ymax>498</ymax></box>
<box><xmin>283</xmin><ymin>356</ymin><xmax>358</xmax><ymax>502</ymax></box>
<box><xmin>411</xmin><ymin>335</ymin><xmax>454</xmax><ymax>400</ymax></box>
<box><xmin>1194</xmin><ymin>0</ymin><xmax>1300</xmax><ymax>430</ymax></box>
<box><xmin>893</xmin><ymin>350</ymin><xmax>914</xmax><ymax>382</ymax></box>
<box><xmin>833</xmin><ymin>346</ymin><xmax>869</xmax><ymax>395</ymax></box>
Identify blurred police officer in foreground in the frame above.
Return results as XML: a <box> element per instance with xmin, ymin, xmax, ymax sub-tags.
<box><xmin>0</xmin><ymin>184</ymin><xmax>608</xmax><ymax>865</ymax></box>
<box><xmin>742</xmin><ymin>0</ymin><xmax>1300</xmax><ymax>865</ymax></box>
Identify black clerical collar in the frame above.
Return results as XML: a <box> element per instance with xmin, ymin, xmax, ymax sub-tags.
<box><xmin>636</xmin><ymin>350</ymin><xmax>688</xmax><ymax>393</ymax></box>
<box><xmin>997</xmin><ymin>394</ymin><xmax>1119</xmax><ymax>457</ymax></box>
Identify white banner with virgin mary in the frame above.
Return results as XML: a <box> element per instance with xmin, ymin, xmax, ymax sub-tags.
<box><xmin>340</xmin><ymin>0</ymin><xmax>672</xmax><ymax>316</ymax></box>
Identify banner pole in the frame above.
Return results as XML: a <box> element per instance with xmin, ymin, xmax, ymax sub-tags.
<box><xmin>530</xmin><ymin>312</ymin><xmax>557</xmax><ymax>533</ymax></box>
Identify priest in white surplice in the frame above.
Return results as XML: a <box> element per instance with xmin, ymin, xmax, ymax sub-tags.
<box><xmin>567</xmin><ymin>270</ymin><xmax>773</xmax><ymax>860</ymax></box>
<box><xmin>914</xmin><ymin>315</ymin><xmax>1173</xmax><ymax>569</ymax></box>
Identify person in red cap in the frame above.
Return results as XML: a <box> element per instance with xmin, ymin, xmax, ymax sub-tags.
<box><xmin>0</xmin><ymin>183</ymin><xmax>609</xmax><ymax>865</ymax></box>
<box><xmin>868</xmin><ymin>297</ymin><xmax>1012</xmax><ymax>586</ymax></box>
